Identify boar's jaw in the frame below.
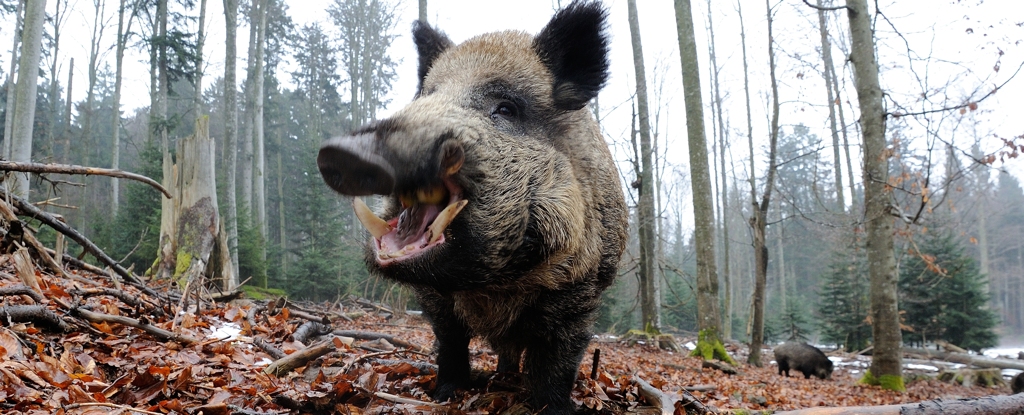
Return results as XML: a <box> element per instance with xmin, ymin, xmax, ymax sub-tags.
<box><xmin>354</xmin><ymin>192</ymin><xmax>467</xmax><ymax>266</ymax></box>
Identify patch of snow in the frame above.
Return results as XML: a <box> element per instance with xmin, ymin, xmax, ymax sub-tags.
<box><xmin>905</xmin><ymin>363</ymin><xmax>939</xmax><ymax>372</ymax></box>
<box><xmin>684</xmin><ymin>341</ymin><xmax>696</xmax><ymax>350</ymax></box>
<box><xmin>257</xmin><ymin>357</ymin><xmax>273</xmax><ymax>366</ymax></box>
<box><xmin>208</xmin><ymin>322</ymin><xmax>242</xmax><ymax>341</ymax></box>
<box><xmin>983</xmin><ymin>346</ymin><xmax>1024</xmax><ymax>359</ymax></box>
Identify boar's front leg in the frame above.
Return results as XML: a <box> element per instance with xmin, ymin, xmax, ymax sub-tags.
<box><xmin>419</xmin><ymin>292</ymin><xmax>472</xmax><ymax>403</ymax></box>
<box><xmin>524</xmin><ymin>330</ymin><xmax>590</xmax><ymax>415</ymax></box>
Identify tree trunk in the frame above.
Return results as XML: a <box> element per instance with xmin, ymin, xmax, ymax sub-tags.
<box><xmin>8</xmin><ymin>0</ymin><xmax>47</xmax><ymax>199</ymax></box>
<box><xmin>748</xmin><ymin>0</ymin><xmax>782</xmax><ymax>368</ymax></box>
<box><xmin>706</xmin><ymin>0</ymin><xmax>731</xmax><ymax>340</ymax></box>
<box><xmin>171</xmin><ymin>117</ymin><xmax>235</xmax><ymax>289</ymax></box>
<box><xmin>156</xmin><ymin>0</ymin><xmax>175</xmax><ymax>279</ymax></box>
<box><xmin>817</xmin><ymin>0</ymin><xmax>845</xmax><ymax>211</ymax></box>
<box><xmin>194</xmin><ymin>0</ymin><xmax>208</xmax><ymax>113</ymax></box>
<box><xmin>626</xmin><ymin>0</ymin><xmax>660</xmax><ymax>332</ymax></box>
<box><xmin>62</xmin><ymin>58</ymin><xmax>74</xmax><ymax>163</ymax></box>
<box><xmin>845</xmin><ymin>0</ymin><xmax>904</xmax><ymax>391</ymax></box>
<box><xmin>418</xmin><ymin>0</ymin><xmax>426</xmax><ymax>22</ymax></box>
<box><xmin>47</xmin><ymin>0</ymin><xmax>68</xmax><ymax>159</ymax></box>
<box><xmin>111</xmin><ymin>0</ymin><xmax>129</xmax><ymax>215</ymax></box>
<box><xmin>240</xmin><ymin>0</ymin><xmax>259</xmax><ymax>213</ymax></box>
<box><xmin>253</xmin><ymin>0</ymin><xmax>268</xmax><ymax>249</ymax></box>
<box><xmin>674</xmin><ymin>0</ymin><xmax>729</xmax><ymax>363</ymax></box>
<box><xmin>2</xmin><ymin>0</ymin><xmax>23</xmax><ymax>161</ymax></box>
<box><xmin>223</xmin><ymin>0</ymin><xmax>240</xmax><ymax>279</ymax></box>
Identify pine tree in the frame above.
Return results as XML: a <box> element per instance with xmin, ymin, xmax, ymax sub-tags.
<box><xmin>818</xmin><ymin>249</ymin><xmax>871</xmax><ymax>352</ymax></box>
<box><xmin>899</xmin><ymin>228</ymin><xmax>998</xmax><ymax>352</ymax></box>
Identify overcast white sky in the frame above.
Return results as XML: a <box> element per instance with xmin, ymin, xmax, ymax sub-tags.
<box><xmin>3</xmin><ymin>0</ymin><xmax>1023</xmax><ymax>222</ymax></box>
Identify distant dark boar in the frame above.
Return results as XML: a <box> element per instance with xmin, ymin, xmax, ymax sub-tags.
<box><xmin>773</xmin><ymin>342</ymin><xmax>834</xmax><ymax>380</ymax></box>
<box><xmin>316</xmin><ymin>1</ymin><xmax>626</xmax><ymax>414</ymax></box>
<box><xmin>1013</xmin><ymin>372</ymin><xmax>1024</xmax><ymax>394</ymax></box>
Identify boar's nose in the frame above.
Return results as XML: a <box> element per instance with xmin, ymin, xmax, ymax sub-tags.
<box><xmin>318</xmin><ymin>133</ymin><xmax>396</xmax><ymax>196</ymax></box>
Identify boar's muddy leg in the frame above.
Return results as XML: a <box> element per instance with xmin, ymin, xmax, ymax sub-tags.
<box><xmin>523</xmin><ymin>331</ymin><xmax>590</xmax><ymax>415</ymax></box>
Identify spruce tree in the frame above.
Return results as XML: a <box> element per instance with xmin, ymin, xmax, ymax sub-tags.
<box><xmin>899</xmin><ymin>228</ymin><xmax>998</xmax><ymax>352</ymax></box>
<box><xmin>818</xmin><ymin>249</ymin><xmax>871</xmax><ymax>352</ymax></box>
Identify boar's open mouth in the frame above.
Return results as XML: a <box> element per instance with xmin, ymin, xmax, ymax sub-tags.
<box><xmin>354</xmin><ymin>179</ymin><xmax>467</xmax><ymax>266</ymax></box>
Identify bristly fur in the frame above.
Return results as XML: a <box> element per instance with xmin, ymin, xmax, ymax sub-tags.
<box><xmin>533</xmin><ymin>0</ymin><xmax>610</xmax><ymax>110</ymax></box>
<box><xmin>317</xmin><ymin>2</ymin><xmax>625</xmax><ymax>414</ymax></box>
<box><xmin>413</xmin><ymin>20</ymin><xmax>454</xmax><ymax>95</ymax></box>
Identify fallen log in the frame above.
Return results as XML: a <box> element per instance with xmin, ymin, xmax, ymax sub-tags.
<box><xmin>775</xmin><ymin>393</ymin><xmax>1024</xmax><ymax>414</ymax></box>
<box><xmin>74</xmin><ymin>308</ymin><xmax>200</xmax><ymax>345</ymax></box>
<box><xmin>263</xmin><ymin>337</ymin><xmax>339</xmax><ymax>377</ymax></box>
<box><xmin>905</xmin><ymin>347</ymin><xmax>1024</xmax><ymax>371</ymax></box>
<box><xmin>0</xmin><ymin>305</ymin><xmax>70</xmax><ymax>332</ymax></box>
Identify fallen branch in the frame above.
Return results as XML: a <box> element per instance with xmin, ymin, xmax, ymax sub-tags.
<box><xmin>0</xmin><ymin>284</ymin><xmax>45</xmax><ymax>303</ymax></box>
<box><xmin>0</xmin><ymin>198</ymin><xmax>69</xmax><ymax>280</ymax></box>
<box><xmin>904</xmin><ymin>347</ymin><xmax>1024</xmax><ymax>371</ymax></box>
<box><xmin>373</xmin><ymin>391</ymin><xmax>445</xmax><ymax>409</ymax></box>
<box><xmin>0</xmin><ymin>187</ymin><xmax>154</xmax><ymax>294</ymax></box>
<box><xmin>775</xmin><ymin>393</ymin><xmax>1024</xmax><ymax>414</ymax></box>
<box><xmin>254</xmin><ymin>336</ymin><xmax>287</xmax><ymax>360</ymax></box>
<box><xmin>263</xmin><ymin>337</ymin><xmax>339</xmax><ymax>377</ymax></box>
<box><xmin>702</xmin><ymin>358</ymin><xmax>738</xmax><ymax>374</ymax></box>
<box><xmin>333</xmin><ymin>330</ymin><xmax>430</xmax><ymax>353</ymax></box>
<box><xmin>70</xmin><ymin>287</ymin><xmax>159</xmax><ymax>314</ymax></box>
<box><xmin>293</xmin><ymin>321</ymin><xmax>333</xmax><ymax>344</ymax></box>
<box><xmin>633</xmin><ymin>375</ymin><xmax>677</xmax><ymax>415</ymax></box>
<box><xmin>0</xmin><ymin>305</ymin><xmax>70</xmax><ymax>332</ymax></box>
<box><xmin>74</xmin><ymin>308</ymin><xmax>199</xmax><ymax>345</ymax></box>
<box><xmin>61</xmin><ymin>402</ymin><xmax>163</xmax><ymax>415</ymax></box>
<box><xmin>368</xmin><ymin>358</ymin><xmax>437</xmax><ymax>375</ymax></box>
<box><xmin>286</xmin><ymin>307</ymin><xmax>332</xmax><ymax>325</ymax></box>
<box><xmin>0</xmin><ymin>161</ymin><xmax>172</xmax><ymax>199</ymax></box>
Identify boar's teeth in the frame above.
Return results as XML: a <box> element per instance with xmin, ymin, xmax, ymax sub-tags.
<box><xmin>428</xmin><ymin>200</ymin><xmax>468</xmax><ymax>244</ymax></box>
<box><xmin>417</xmin><ymin>186</ymin><xmax>446</xmax><ymax>205</ymax></box>
<box><xmin>353</xmin><ymin>197</ymin><xmax>392</xmax><ymax>239</ymax></box>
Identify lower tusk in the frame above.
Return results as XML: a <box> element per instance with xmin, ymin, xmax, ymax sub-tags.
<box><xmin>428</xmin><ymin>200</ymin><xmax>468</xmax><ymax>244</ymax></box>
<box><xmin>353</xmin><ymin>197</ymin><xmax>392</xmax><ymax>239</ymax></box>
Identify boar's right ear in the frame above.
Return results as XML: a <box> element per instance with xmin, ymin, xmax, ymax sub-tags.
<box><xmin>533</xmin><ymin>0</ymin><xmax>610</xmax><ymax>111</ymax></box>
<box><xmin>413</xmin><ymin>20</ymin><xmax>454</xmax><ymax>95</ymax></box>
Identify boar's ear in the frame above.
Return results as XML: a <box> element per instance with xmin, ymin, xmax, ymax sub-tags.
<box><xmin>533</xmin><ymin>0</ymin><xmax>610</xmax><ymax>111</ymax></box>
<box><xmin>413</xmin><ymin>20</ymin><xmax>454</xmax><ymax>95</ymax></box>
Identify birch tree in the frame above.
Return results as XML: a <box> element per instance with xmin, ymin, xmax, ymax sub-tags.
<box><xmin>2</xmin><ymin>0</ymin><xmax>22</xmax><ymax>160</ymax></box>
<box><xmin>223</xmin><ymin>0</ymin><xmax>240</xmax><ymax>278</ymax></box>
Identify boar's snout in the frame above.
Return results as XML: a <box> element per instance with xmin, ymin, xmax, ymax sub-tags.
<box><xmin>317</xmin><ymin>133</ymin><xmax>396</xmax><ymax>196</ymax></box>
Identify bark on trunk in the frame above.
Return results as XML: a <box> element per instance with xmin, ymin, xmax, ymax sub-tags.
<box><xmin>223</xmin><ymin>0</ymin><xmax>240</xmax><ymax>279</ymax></box>
<box><xmin>252</xmin><ymin>0</ymin><xmax>268</xmax><ymax>246</ymax></box>
<box><xmin>240</xmin><ymin>0</ymin><xmax>258</xmax><ymax>212</ymax></box>
<box><xmin>706</xmin><ymin>0</ymin><xmax>731</xmax><ymax>339</ymax></box>
<box><xmin>8</xmin><ymin>0</ymin><xmax>47</xmax><ymax>199</ymax></box>
<box><xmin>673</xmin><ymin>0</ymin><xmax>725</xmax><ymax>357</ymax></box>
<box><xmin>2</xmin><ymin>0</ymin><xmax>23</xmax><ymax>161</ymax></box>
<box><xmin>817</xmin><ymin>0</ymin><xmax>845</xmax><ymax>211</ymax></box>
<box><xmin>626</xmin><ymin>0</ymin><xmax>660</xmax><ymax>331</ymax></box>
<box><xmin>111</xmin><ymin>0</ymin><xmax>130</xmax><ymax>215</ymax></box>
<box><xmin>845</xmin><ymin>0</ymin><xmax>904</xmax><ymax>391</ymax></box>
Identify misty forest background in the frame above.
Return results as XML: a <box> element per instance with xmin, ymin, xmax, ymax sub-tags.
<box><xmin>1</xmin><ymin>0</ymin><xmax>1022</xmax><ymax>358</ymax></box>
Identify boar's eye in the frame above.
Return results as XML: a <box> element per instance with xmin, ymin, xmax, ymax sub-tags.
<box><xmin>491</xmin><ymin>101</ymin><xmax>519</xmax><ymax>120</ymax></box>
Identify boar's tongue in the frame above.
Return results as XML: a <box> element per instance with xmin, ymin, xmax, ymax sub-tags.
<box><xmin>390</xmin><ymin>203</ymin><xmax>440</xmax><ymax>248</ymax></box>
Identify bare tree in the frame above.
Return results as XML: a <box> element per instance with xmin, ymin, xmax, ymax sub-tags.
<box><xmin>746</xmin><ymin>0</ymin><xmax>782</xmax><ymax>368</ymax></box>
<box><xmin>2</xmin><ymin>0</ymin><xmax>23</xmax><ymax>161</ymax></box>
<box><xmin>845</xmin><ymin>0</ymin><xmax>904</xmax><ymax>391</ymax></box>
<box><xmin>111</xmin><ymin>0</ymin><xmax>140</xmax><ymax>214</ymax></box>
<box><xmin>626</xmin><ymin>0</ymin><xmax>660</xmax><ymax>331</ymax></box>
<box><xmin>8</xmin><ymin>0</ymin><xmax>47</xmax><ymax>199</ymax></box>
<box><xmin>252</xmin><ymin>0</ymin><xmax>268</xmax><ymax>244</ymax></box>
<box><xmin>223</xmin><ymin>0</ymin><xmax>240</xmax><ymax>278</ymax></box>
<box><xmin>817</xmin><ymin>0</ymin><xmax>845</xmax><ymax>211</ymax></box>
<box><xmin>705</xmin><ymin>0</ymin><xmax>732</xmax><ymax>339</ymax></box>
<box><xmin>673</xmin><ymin>0</ymin><xmax>731</xmax><ymax>362</ymax></box>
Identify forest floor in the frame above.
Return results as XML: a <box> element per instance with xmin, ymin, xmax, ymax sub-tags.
<box><xmin>0</xmin><ymin>253</ymin><xmax>1015</xmax><ymax>415</ymax></box>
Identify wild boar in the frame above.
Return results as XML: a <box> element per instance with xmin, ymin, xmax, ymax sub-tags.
<box><xmin>773</xmin><ymin>342</ymin><xmax>834</xmax><ymax>380</ymax></box>
<box><xmin>1013</xmin><ymin>371</ymin><xmax>1023</xmax><ymax>394</ymax></box>
<box><xmin>316</xmin><ymin>1</ymin><xmax>627</xmax><ymax>414</ymax></box>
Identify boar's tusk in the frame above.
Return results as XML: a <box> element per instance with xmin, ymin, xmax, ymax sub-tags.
<box><xmin>353</xmin><ymin>197</ymin><xmax>392</xmax><ymax>239</ymax></box>
<box><xmin>429</xmin><ymin>200</ymin><xmax>468</xmax><ymax>244</ymax></box>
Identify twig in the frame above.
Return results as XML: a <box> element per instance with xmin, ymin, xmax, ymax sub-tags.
<box><xmin>62</xmin><ymin>402</ymin><xmax>164</xmax><ymax>415</ymax></box>
<box><xmin>591</xmin><ymin>348</ymin><xmax>601</xmax><ymax>380</ymax></box>
<box><xmin>801</xmin><ymin>0</ymin><xmax>846</xmax><ymax>11</ymax></box>
<box><xmin>254</xmin><ymin>336</ymin><xmax>287</xmax><ymax>360</ymax></box>
<box><xmin>69</xmin><ymin>287</ymin><xmax>158</xmax><ymax>314</ymax></box>
<box><xmin>333</xmin><ymin>330</ymin><xmax>430</xmax><ymax>353</ymax></box>
<box><xmin>263</xmin><ymin>338</ymin><xmax>338</xmax><ymax>377</ymax></box>
<box><xmin>373</xmin><ymin>391</ymin><xmax>445</xmax><ymax>409</ymax></box>
<box><xmin>0</xmin><ymin>161</ymin><xmax>172</xmax><ymax>198</ymax></box>
<box><xmin>0</xmin><ymin>197</ymin><xmax>69</xmax><ymax>279</ymax></box>
<box><xmin>341</xmin><ymin>348</ymin><xmax>429</xmax><ymax>373</ymax></box>
<box><xmin>0</xmin><ymin>305</ymin><xmax>70</xmax><ymax>332</ymax></box>
<box><xmin>74</xmin><ymin>308</ymin><xmax>200</xmax><ymax>345</ymax></box>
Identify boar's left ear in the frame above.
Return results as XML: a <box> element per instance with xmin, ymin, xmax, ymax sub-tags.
<box><xmin>533</xmin><ymin>0</ymin><xmax>610</xmax><ymax>111</ymax></box>
<box><xmin>413</xmin><ymin>20</ymin><xmax>454</xmax><ymax>95</ymax></box>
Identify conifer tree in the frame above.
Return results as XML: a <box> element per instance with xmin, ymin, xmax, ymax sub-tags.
<box><xmin>818</xmin><ymin>249</ymin><xmax>871</xmax><ymax>352</ymax></box>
